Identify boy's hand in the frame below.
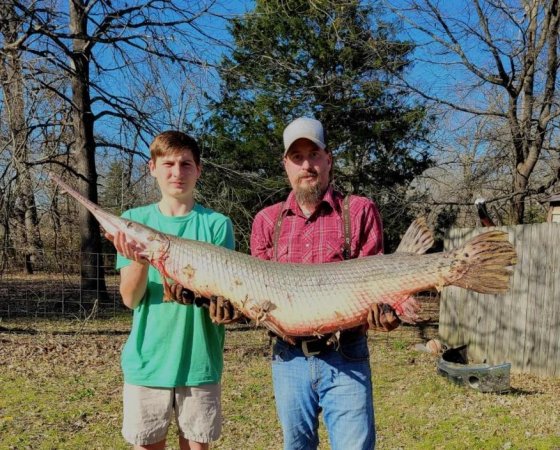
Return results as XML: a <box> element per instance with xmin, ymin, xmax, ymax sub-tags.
<box><xmin>368</xmin><ymin>303</ymin><xmax>400</xmax><ymax>332</ymax></box>
<box><xmin>105</xmin><ymin>231</ymin><xmax>148</xmax><ymax>265</ymax></box>
<box><xmin>209</xmin><ymin>296</ymin><xmax>243</xmax><ymax>324</ymax></box>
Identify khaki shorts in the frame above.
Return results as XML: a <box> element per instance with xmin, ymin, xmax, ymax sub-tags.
<box><xmin>122</xmin><ymin>383</ymin><xmax>222</xmax><ymax>445</ymax></box>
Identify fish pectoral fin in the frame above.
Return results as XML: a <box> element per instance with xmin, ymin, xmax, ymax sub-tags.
<box><xmin>251</xmin><ymin>300</ymin><xmax>276</xmax><ymax>325</ymax></box>
<box><xmin>162</xmin><ymin>277</ymin><xmax>174</xmax><ymax>302</ymax></box>
<box><xmin>151</xmin><ymin>260</ymin><xmax>175</xmax><ymax>302</ymax></box>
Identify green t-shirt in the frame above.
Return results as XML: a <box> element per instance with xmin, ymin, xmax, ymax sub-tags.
<box><xmin>116</xmin><ymin>203</ymin><xmax>235</xmax><ymax>387</ymax></box>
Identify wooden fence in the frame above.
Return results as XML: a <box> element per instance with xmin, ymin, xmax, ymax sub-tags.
<box><xmin>439</xmin><ymin>223</ymin><xmax>560</xmax><ymax>377</ymax></box>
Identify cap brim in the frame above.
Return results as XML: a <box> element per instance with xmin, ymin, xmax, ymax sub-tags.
<box><xmin>284</xmin><ymin>137</ymin><xmax>326</xmax><ymax>156</ymax></box>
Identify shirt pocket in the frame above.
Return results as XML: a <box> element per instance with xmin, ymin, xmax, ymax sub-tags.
<box><xmin>324</xmin><ymin>234</ymin><xmax>348</xmax><ymax>261</ymax></box>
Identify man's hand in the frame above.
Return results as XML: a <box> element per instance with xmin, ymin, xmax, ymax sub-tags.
<box><xmin>209</xmin><ymin>296</ymin><xmax>243</xmax><ymax>325</ymax></box>
<box><xmin>168</xmin><ymin>283</ymin><xmax>197</xmax><ymax>305</ymax></box>
<box><xmin>163</xmin><ymin>284</ymin><xmax>242</xmax><ymax>324</ymax></box>
<box><xmin>368</xmin><ymin>303</ymin><xmax>400</xmax><ymax>332</ymax></box>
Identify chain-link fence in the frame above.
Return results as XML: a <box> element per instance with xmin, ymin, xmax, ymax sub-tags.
<box><xmin>0</xmin><ymin>247</ymin><xmax>442</xmax><ymax>323</ymax></box>
<box><xmin>0</xmin><ymin>248</ymin><xmax>125</xmax><ymax>319</ymax></box>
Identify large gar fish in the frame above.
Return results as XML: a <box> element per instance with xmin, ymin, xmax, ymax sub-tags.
<box><xmin>50</xmin><ymin>174</ymin><xmax>517</xmax><ymax>340</ymax></box>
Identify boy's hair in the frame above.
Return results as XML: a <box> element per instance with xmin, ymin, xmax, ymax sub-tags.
<box><xmin>150</xmin><ymin>131</ymin><xmax>201</xmax><ymax>166</ymax></box>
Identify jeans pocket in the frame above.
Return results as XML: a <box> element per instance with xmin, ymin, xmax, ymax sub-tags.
<box><xmin>271</xmin><ymin>340</ymin><xmax>291</xmax><ymax>363</ymax></box>
<box><xmin>338</xmin><ymin>337</ymin><xmax>370</xmax><ymax>362</ymax></box>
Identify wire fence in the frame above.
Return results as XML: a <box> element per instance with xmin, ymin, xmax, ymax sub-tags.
<box><xmin>0</xmin><ymin>248</ymin><xmax>124</xmax><ymax>319</ymax></box>
<box><xmin>0</xmin><ymin>247</ymin><xmax>442</xmax><ymax>323</ymax></box>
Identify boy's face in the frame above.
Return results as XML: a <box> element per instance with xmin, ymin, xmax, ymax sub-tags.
<box><xmin>148</xmin><ymin>150</ymin><xmax>201</xmax><ymax>202</ymax></box>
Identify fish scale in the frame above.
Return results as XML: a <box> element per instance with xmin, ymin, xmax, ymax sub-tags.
<box><xmin>50</xmin><ymin>174</ymin><xmax>518</xmax><ymax>340</ymax></box>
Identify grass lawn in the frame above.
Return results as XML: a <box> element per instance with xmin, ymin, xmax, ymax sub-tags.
<box><xmin>0</xmin><ymin>316</ymin><xmax>559</xmax><ymax>449</ymax></box>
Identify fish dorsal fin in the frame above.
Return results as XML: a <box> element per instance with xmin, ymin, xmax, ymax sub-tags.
<box><xmin>395</xmin><ymin>218</ymin><xmax>434</xmax><ymax>254</ymax></box>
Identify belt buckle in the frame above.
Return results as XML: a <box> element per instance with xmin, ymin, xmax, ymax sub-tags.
<box><xmin>301</xmin><ymin>338</ymin><xmax>322</xmax><ymax>357</ymax></box>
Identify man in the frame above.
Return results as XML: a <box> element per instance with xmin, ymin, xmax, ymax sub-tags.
<box><xmin>109</xmin><ymin>131</ymin><xmax>235</xmax><ymax>450</ymax></box>
<box><xmin>250</xmin><ymin>117</ymin><xmax>400</xmax><ymax>450</ymax></box>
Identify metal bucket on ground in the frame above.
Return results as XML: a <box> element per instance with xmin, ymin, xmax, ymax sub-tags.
<box><xmin>436</xmin><ymin>345</ymin><xmax>511</xmax><ymax>393</ymax></box>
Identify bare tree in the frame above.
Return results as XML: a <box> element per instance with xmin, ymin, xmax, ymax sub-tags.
<box><xmin>388</xmin><ymin>0</ymin><xmax>560</xmax><ymax>224</ymax></box>
<box><xmin>0</xmin><ymin>1</ymin><xmax>43</xmax><ymax>273</ymax></box>
<box><xmin>0</xmin><ymin>0</ymin><xmax>221</xmax><ymax>294</ymax></box>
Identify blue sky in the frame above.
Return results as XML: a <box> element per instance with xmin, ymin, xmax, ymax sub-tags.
<box><xmin>5</xmin><ymin>0</ymin><xmax>538</xmax><ymax>158</ymax></box>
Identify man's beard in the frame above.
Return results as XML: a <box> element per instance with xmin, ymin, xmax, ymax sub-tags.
<box><xmin>294</xmin><ymin>177</ymin><xmax>326</xmax><ymax>206</ymax></box>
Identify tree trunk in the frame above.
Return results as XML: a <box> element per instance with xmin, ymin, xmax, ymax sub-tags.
<box><xmin>512</xmin><ymin>174</ymin><xmax>527</xmax><ymax>224</ymax></box>
<box><xmin>69</xmin><ymin>0</ymin><xmax>108</xmax><ymax>301</ymax></box>
<box><xmin>0</xmin><ymin>1</ymin><xmax>43</xmax><ymax>274</ymax></box>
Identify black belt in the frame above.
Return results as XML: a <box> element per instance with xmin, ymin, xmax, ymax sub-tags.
<box><xmin>277</xmin><ymin>327</ymin><xmax>366</xmax><ymax>357</ymax></box>
<box><xmin>293</xmin><ymin>335</ymin><xmax>335</xmax><ymax>356</ymax></box>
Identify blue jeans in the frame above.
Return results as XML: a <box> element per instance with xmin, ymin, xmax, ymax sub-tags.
<box><xmin>271</xmin><ymin>335</ymin><xmax>375</xmax><ymax>450</ymax></box>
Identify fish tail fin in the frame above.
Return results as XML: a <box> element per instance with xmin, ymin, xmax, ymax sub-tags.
<box><xmin>448</xmin><ymin>231</ymin><xmax>517</xmax><ymax>294</ymax></box>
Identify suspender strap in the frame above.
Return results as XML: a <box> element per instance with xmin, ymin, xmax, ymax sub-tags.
<box><xmin>272</xmin><ymin>195</ymin><xmax>352</xmax><ymax>261</ymax></box>
<box><xmin>272</xmin><ymin>202</ymin><xmax>285</xmax><ymax>262</ymax></box>
<box><xmin>342</xmin><ymin>195</ymin><xmax>351</xmax><ymax>260</ymax></box>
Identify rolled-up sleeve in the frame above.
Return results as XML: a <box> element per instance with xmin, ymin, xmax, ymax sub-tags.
<box><xmin>250</xmin><ymin>209</ymin><xmax>274</xmax><ymax>261</ymax></box>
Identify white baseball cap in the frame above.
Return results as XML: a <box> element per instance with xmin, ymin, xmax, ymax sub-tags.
<box><xmin>283</xmin><ymin>117</ymin><xmax>326</xmax><ymax>156</ymax></box>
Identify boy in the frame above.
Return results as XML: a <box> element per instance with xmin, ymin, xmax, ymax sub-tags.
<box><xmin>109</xmin><ymin>131</ymin><xmax>234</xmax><ymax>450</ymax></box>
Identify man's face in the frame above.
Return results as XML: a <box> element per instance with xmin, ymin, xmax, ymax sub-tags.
<box><xmin>148</xmin><ymin>150</ymin><xmax>201</xmax><ymax>201</ymax></box>
<box><xmin>283</xmin><ymin>138</ymin><xmax>332</xmax><ymax>204</ymax></box>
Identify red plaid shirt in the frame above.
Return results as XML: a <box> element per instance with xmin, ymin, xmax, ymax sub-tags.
<box><xmin>250</xmin><ymin>186</ymin><xmax>383</xmax><ymax>263</ymax></box>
